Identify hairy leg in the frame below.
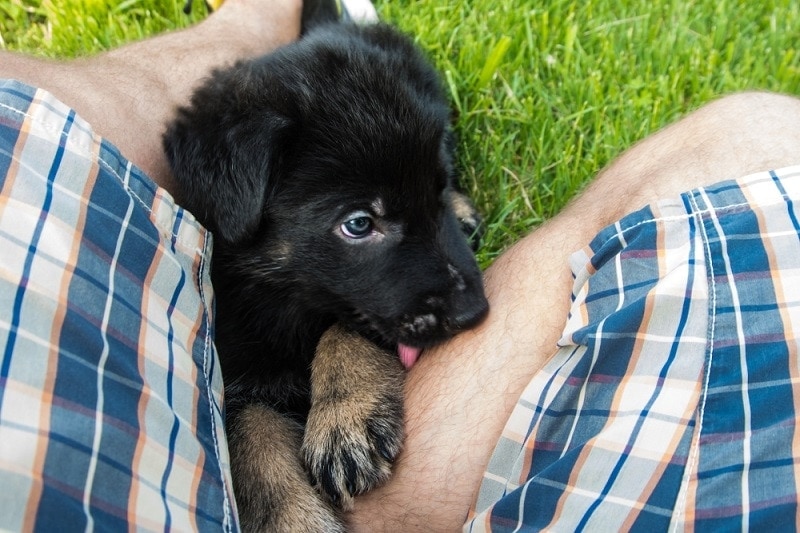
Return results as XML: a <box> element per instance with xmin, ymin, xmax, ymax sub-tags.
<box><xmin>350</xmin><ymin>91</ymin><xmax>800</xmax><ymax>531</ymax></box>
<box><xmin>0</xmin><ymin>0</ymin><xmax>301</xmax><ymax>193</ymax></box>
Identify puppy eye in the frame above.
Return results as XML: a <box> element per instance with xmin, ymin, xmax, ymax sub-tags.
<box><xmin>341</xmin><ymin>215</ymin><xmax>374</xmax><ymax>239</ymax></box>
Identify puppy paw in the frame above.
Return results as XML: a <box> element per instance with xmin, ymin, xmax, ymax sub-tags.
<box><xmin>302</xmin><ymin>325</ymin><xmax>405</xmax><ymax>509</ymax></box>
<box><xmin>303</xmin><ymin>396</ymin><xmax>403</xmax><ymax>508</ymax></box>
<box><xmin>446</xmin><ymin>188</ymin><xmax>484</xmax><ymax>250</ymax></box>
<box><xmin>228</xmin><ymin>404</ymin><xmax>346</xmax><ymax>532</ymax></box>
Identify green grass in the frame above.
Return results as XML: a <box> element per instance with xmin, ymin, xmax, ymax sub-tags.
<box><xmin>2</xmin><ymin>0</ymin><xmax>799</xmax><ymax>266</ymax></box>
<box><xmin>0</xmin><ymin>0</ymin><xmax>197</xmax><ymax>54</ymax></box>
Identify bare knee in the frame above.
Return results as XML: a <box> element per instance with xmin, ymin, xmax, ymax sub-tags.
<box><xmin>688</xmin><ymin>90</ymin><xmax>800</xmax><ymax>180</ymax></box>
<box><xmin>588</xmin><ymin>90</ymin><xmax>800</xmax><ymax>218</ymax></box>
<box><xmin>694</xmin><ymin>91</ymin><xmax>800</xmax><ymax>141</ymax></box>
<box><xmin>704</xmin><ymin>90</ymin><xmax>800</xmax><ymax>118</ymax></box>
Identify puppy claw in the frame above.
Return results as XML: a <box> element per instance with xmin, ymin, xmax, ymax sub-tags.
<box><xmin>303</xmin><ymin>325</ymin><xmax>406</xmax><ymax>508</ymax></box>
<box><xmin>303</xmin><ymin>410</ymin><xmax>403</xmax><ymax>507</ymax></box>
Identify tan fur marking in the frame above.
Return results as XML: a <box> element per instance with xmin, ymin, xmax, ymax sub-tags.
<box><xmin>229</xmin><ymin>405</ymin><xmax>344</xmax><ymax>532</ymax></box>
<box><xmin>302</xmin><ymin>324</ymin><xmax>405</xmax><ymax>509</ymax></box>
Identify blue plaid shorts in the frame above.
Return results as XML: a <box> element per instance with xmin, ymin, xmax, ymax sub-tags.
<box><xmin>467</xmin><ymin>164</ymin><xmax>800</xmax><ymax>531</ymax></box>
<box><xmin>0</xmin><ymin>80</ymin><xmax>237</xmax><ymax>531</ymax></box>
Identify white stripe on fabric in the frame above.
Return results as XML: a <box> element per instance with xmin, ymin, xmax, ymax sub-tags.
<box><xmin>82</xmin><ymin>191</ymin><xmax>135</xmax><ymax>530</ymax></box>
<box><xmin>562</xmin><ymin>227</ymin><xmax>629</xmax><ymax>458</ymax></box>
<box><xmin>561</xmin><ymin>323</ymin><xmax>602</xmax><ymax>458</ymax></box>
<box><xmin>513</xmin><ymin>481</ymin><xmax>531</xmax><ymax>533</ymax></box>
<box><xmin>697</xmin><ymin>186</ymin><xmax>752</xmax><ymax>529</ymax></box>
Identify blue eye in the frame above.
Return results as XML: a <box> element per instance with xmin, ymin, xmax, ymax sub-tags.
<box><xmin>341</xmin><ymin>215</ymin><xmax>374</xmax><ymax>239</ymax></box>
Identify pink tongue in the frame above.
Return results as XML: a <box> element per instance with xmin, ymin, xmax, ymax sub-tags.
<box><xmin>397</xmin><ymin>343</ymin><xmax>422</xmax><ymax>370</ymax></box>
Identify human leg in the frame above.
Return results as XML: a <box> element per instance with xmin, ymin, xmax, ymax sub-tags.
<box><xmin>0</xmin><ymin>0</ymin><xmax>302</xmax><ymax>193</ymax></box>
<box><xmin>349</xmin><ymin>91</ymin><xmax>800</xmax><ymax>530</ymax></box>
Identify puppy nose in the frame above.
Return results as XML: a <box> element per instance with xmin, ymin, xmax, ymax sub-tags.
<box><xmin>450</xmin><ymin>294</ymin><xmax>489</xmax><ymax>331</ymax></box>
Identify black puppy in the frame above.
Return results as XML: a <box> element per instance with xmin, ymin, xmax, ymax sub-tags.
<box><xmin>164</xmin><ymin>20</ymin><xmax>489</xmax><ymax>531</ymax></box>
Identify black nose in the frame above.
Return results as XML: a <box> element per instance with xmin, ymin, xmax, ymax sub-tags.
<box><xmin>449</xmin><ymin>293</ymin><xmax>489</xmax><ymax>331</ymax></box>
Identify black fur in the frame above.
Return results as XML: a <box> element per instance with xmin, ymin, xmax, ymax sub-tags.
<box><xmin>164</xmin><ymin>20</ymin><xmax>489</xmax><ymax>528</ymax></box>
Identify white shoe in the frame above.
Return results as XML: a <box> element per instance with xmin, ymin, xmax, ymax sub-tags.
<box><xmin>338</xmin><ymin>0</ymin><xmax>379</xmax><ymax>24</ymax></box>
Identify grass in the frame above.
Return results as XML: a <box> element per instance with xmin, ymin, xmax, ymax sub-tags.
<box><xmin>2</xmin><ymin>0</ymin><xmax>799</xmax><ymax>266</ymax></box>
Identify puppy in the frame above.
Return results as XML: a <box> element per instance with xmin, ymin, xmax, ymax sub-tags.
<box><xmin>164</xmin><ymin>19</ymin><xmax>489</xmax><ymax>531</ymax></box>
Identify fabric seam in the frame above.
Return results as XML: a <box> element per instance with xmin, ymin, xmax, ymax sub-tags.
<box><xmin>197</xmin><ymin>230</ymin><xmax>233</xmax><ymax>531</ymax></box>
<box><xmin>670</xmin><ymin>189</ymin><xmax>716</xmax><ymax>531</ymax></box>
<box><xmin>595</xmin><ymin>195</ymin><xmax>786</xmax><ymax>254</ymax></box>
<box><xmin>0</xmin><ymin>97</ymin><xmax>202</xmax><ymax>253</ymax></box>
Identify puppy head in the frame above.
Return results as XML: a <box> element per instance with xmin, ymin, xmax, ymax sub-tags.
<box><xmin>265</xmin><ymin>119</ymin><xmax>489</xmax><ymax>355</ymax></box>
<box><xmin>165</xmin><ymin>23</ymin><xmax>489</xmax><ymax>363</ymax></box>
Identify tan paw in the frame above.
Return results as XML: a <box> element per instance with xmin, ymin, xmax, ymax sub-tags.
<box><xmin>302</xmin><ymin>325</ymin><xmax>405</xmax><ymax>509</ymax></box>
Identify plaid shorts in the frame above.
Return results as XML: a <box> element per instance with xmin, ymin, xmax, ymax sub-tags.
<box><xmin>466</xmin><ymin>165</ymin><xmax>800</xmax><ymax>531</ymax></box>
<box><xmin>0</xmin><ymin>80</ymin><xmax>237</xmax><ymax>531</ymax></box>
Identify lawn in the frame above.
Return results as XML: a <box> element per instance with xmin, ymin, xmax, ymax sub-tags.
<box><xmin>2</xmin><ymin>0</ymin><xmax>798</xmax><ymax>266</ymax></box>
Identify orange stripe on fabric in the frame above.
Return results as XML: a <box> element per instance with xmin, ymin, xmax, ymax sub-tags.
<box><xmin>740</xmin><ymin>174</ymin><xmax>800</xmax><ymax>530</ymax></box>
<box><xmin>15</xmin><ymin>91</ymin><xmax>49</xmax><ymax>527</ymax></box>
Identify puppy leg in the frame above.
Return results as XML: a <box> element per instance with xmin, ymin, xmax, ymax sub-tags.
<box><xmin>302</xmin><ymin>324</ymin><xmax>405</xmax><ymax>509</ymax></box>
<box><xmin>446</xmin><ymin>188</ymin><xmax>484</xmax><ymax>250</ymax></box>
<box><xmin>228</xmin><ymin>404</ymin><xmax>344</xmax><ymax>532</ymax></box>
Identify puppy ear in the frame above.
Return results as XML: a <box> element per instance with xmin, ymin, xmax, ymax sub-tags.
<box><xmin>164</xmin><ymin>107</ymin><xmax>291</xmax><ymax>244</ymax></box>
